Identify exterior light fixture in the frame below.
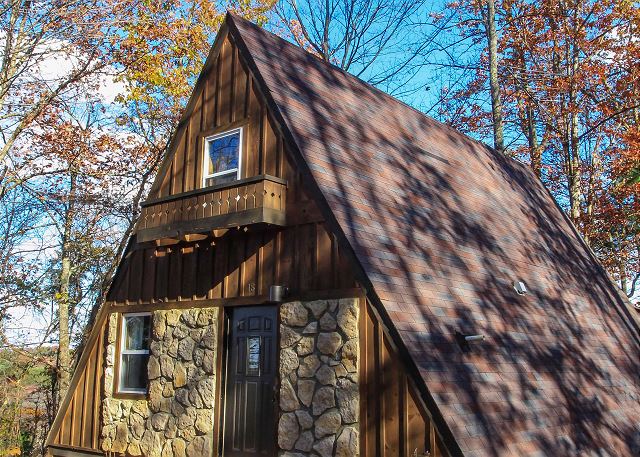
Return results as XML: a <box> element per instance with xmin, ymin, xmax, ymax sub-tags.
<box><xmin>514</xmin><ymin>280</ymin><xmax>528</xmax><ymax>295</ymax></box>
<box><xmin>269</xmin><ymin>285</ymin><xmax>288</xmax><ymax>303</ymax></box>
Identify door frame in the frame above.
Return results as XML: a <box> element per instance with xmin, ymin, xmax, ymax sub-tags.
<box><xmin>217</xmin><ymin>304</ymin><xmax>280</xmax><ymax>457</ymax></box>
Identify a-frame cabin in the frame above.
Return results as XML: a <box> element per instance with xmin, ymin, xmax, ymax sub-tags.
<box><xmin>47</xmin><ymin>13</ymin><xmax>640</xmax><ymax>457</ymax></box>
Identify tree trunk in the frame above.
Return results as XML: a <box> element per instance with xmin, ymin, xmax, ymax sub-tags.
<box><xmin>56</xmin><ymin>171</ymin><xmax>76</xmax><ymax>404</ymax></box>
<box><xmin>484</xmin><ymin>0</ymin><xmax>505</xmax><ymax>153</ymax></box>
<box><xmin>620</xmin><ymin>260</ymin><xmax>628</xmax><ymax>295</ymax></box>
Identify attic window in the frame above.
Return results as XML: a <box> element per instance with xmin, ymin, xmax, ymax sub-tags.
<box><xmin>117</xmin><ymin>313</ymin><xmax>151</xmax><ymax>394</ymax></box>
<box><xmin>202</xmin><ymin>128</ymin><xmax>242</xmax><ymax>187</ymax></box>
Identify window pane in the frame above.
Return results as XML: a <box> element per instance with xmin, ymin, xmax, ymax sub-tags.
<box><xmin>120</xmin><ymin>354</ymin><xmax>149</xmax><ymax>390</ymax></box>
<box><xmin>207</xmin><ymin>132</ymin><xmax>240</xmax><ymax>176</ymax></box>
<box><xmin>205</xmin><ymin>172</ymin><xmax>237</xmax><ymax>187</ymax></box>
<box><xmin>246</xmin><ymin>337</ymin><xmax>261</xmax><ymax>376</ymax></box>
<box><xmin>125</xmin><ymin>315</ymin><xmax>150</xmax><ymax>350</ymax></box>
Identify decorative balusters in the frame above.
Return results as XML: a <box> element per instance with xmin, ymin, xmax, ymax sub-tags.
<box><xmin>139</xmin><ymin>177</ymin><xmax>286</xmax><ymax>233</ymax></box>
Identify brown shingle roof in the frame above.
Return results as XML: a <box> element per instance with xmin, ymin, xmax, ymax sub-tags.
<box><xmin>229</xmin><ymin>14</ymin><xmax>640</xmax><ymax>457</ymax></box>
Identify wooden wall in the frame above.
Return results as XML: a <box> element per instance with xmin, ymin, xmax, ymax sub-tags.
<box><xmin>108</xmin><ymin>222</ymin><xmax>355</xmax><ymax>305</ymax></box>
<box><xmin>361</xmin><ymin>300</ymin><xmax>448</xmax><ymax>457</ymax></box>
<box><xmin>152</xmin><ymin>31</ymin><xmax>288</xmax><ymax>200</ymax></box>
<box><xmin>48</xmin><ymin>317</ymin><xmax>107</xmax><ymax>454</ymax></box>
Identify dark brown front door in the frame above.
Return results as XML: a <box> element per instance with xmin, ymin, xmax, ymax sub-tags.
<box><xmin>222</xmin><ymin>306</ymin><xmax>277</xmax><ymax>456</ymax></box>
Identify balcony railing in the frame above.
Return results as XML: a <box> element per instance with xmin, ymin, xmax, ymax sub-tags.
<box><xmin>136</xmin><ymin>175</ymin><xmax>287</xmax><ymax>243</ymax></box>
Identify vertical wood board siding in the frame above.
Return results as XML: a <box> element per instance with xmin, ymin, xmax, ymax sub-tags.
<box><xmin>108</xmin><ymin>223</ymin><xmax>355</xmax><ymax>305</ymax></box>
<box><xmin>49</xmin><ymin>318</ymin><xmax>107</xmax><ymax>450</ymax></box>
<box><xmin>152</xmin><ymin>35</ymin><xmax>289</xmax><ymax>201</ymax></box>
<box><xmin>361</xmin><ymin>301</ymin><xmax>447</xmax><ymax>457</ymax></box>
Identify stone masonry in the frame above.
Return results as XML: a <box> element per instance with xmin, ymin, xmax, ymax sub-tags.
<box><xmin>102</xmin><ymin>307</ymin><xmax>218</xmax><ymax>457</ymax></box>
<box><xmin>278</xmin><ymin>298</ymin><xmax>360</xmax><ymax>457</ymax></box>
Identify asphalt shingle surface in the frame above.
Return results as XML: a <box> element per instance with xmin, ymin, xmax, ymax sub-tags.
<box><xmin>230</xmin><ymin>15</ymin><xmax>640</xmax><ymax>456</ymax></box>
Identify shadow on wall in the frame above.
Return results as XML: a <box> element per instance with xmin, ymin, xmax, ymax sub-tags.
<box><xmin>246</xmin><ymin>27</ymin><xmax>640</xmax><ymax>457</ymax></box>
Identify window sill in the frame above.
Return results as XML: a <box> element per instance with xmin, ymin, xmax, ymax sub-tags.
<box><xmin>113</xmin><ymin>391</ymin><xmax>148</xmax><ymax>400</ymax></box>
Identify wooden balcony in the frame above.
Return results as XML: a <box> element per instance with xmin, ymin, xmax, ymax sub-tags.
<box><xmin>136</xmin><ymin>175</ymin><xmax>287</xmax><ymax>243</ymax></box>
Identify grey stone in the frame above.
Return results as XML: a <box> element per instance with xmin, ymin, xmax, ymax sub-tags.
<box><xmin>298</xmin><ymin>354</ymin><xmax>321</xmax><ymax>378</ymax></box>
<box><xmin>198</xmin><ymin>378</ymin><xmax>216</xmax><ymax>408</ymax></box>
<box><xmin>201</xmin><ymin>327</ymin><xmax>216</xmax><ymax>349</ymax></box>
<box><xmin>173</xmin><ymin>363</ymin><xmax>187</xmax><ymax>388</ymax></box>
<box><xmin>140</xmin><ymin>429</ymin><xmax>160</xmax><ymax>456</ymax></box>
<box><xmin>112</xmin><ymin>422</ymin><xmax>128</xmax><ymax>453</ymax></box>
<box><xmin>151</xmin><ymin>412</ymin><xmax>170</xmax><ymax>431</ymax></box>
<box><xmin>280</xmin><ymin>347</ymin><xmax>299</xmax><ymax>374</ymax></box>
<box><xmin>172</xmin><ymin>324</ymin><xmax>187</xmax><ymax>340</ymax></box>
<box><xmin>312</xmin><ymin>386</ymin><xmax>336</xmax><ymax>416</ymax></box>
<box><xmin>280</xmin><ymin>378</ymin><xmax>300</xmax><ymax>411</ymax></box>
<box><xmin>175</xmin><ymin>388</ymin><xmax>190</xmax><ymax>407</ymax></box>
<box><xmin>302</xmin><ymin>322</ymin><xmax>318</xmax><ymax>334</ymax></box>
<box><xmin>317</xmin><ymin>332</ymin><xmax>343</xmax><ymax>355</ymax></box>
<box><xmin>167</xmin><ymin>338</ymin><xmax>179</xmax><ymax>358</ymax></box>
<box><xmin>153</xmin><ymin>316</ymin><xmax>167</xmax><ymax>339</ymax></box>
<box><xmin>341</xmin><ymin>339</ymin><xmax>358</xmax><ymax>373</ymax></box>
<box><xmin>185</xmin><ymin>436</ymin><xmax>209</xmax><ymax>457</ymax></box>
<box><xmin>193</xmin><ymin>347</ymin><xmax>204</xmax><ymax>367</ymax></box>
<box><xmin>194</xmin><ymin>410</ymin><xmax>212</xmax><ymax>435</ymax></box>
<box><xmin>163</xmin><ymin>382</ymin><xmax>175</xmax><ymax>398</ymax></box>
<box><xmin>202</xmin><ymin>349</ymin><xmax>216</xmax><ymax>375</ymax></box>
<box><xmin>172</xmin><ymin>438</ymin><xmax>186</xmax><ymax>457</ymax></box>
<box><xmin>130</xmin><ymin>412</ymin><xmax>145</xmax><ymax>439</ymax></box>
<box><xmin>297</xmin><ymin>379</ymin><xmax>315</xmax><ymax>407</ymax></box>
<box><xmin>128</xmin><ymin>441</ymin><xmax>143</xmax><ymax>456</ymax></box>
<box><xmin>295</xmin><ymin>410</ymin><xmax>313</xmax><ymax>430</ymax></box>
<box><xmin>296</xmin><ymin>336</ymin><xmax>314</xmax><ymax>356</ymax></box>
<box><xmin>334</xmin><ymin>363</ymin><xmax>348</xmax><ymax>378</ymax></box>
<box><xmin>165</xmin><ymin>309</ymin><xmax>181</xmax><ymax>326</ymax></box>
<box><xmin>177</xmin><ymin>407</ymin><xmax>196</xmax><ymax>430</ymax></box>
<box><xmin>305</xmin><ymin>300</ymin><xmax>328</xmax><ymax>318</ymax></box>
<box><xmin>277</xmin><ymin>412</ymin><xmax>299</xmax><ymax>451</ymax></box>
<box><xmin>336</xmin><ymin>378</ymin><xmax>359</xmax><ymax>423</ymax></box>
<box><xmin>313</xmin><ymin>435</ymin><xmax>336</xmax><ymax>457</ymax></box>
<box><xmin>170</xmin><ymin>401</ymin><xmax>185</xmax><ymax>417</ymax></box>
<box><xmin>281</xmin><ymin>301</ymin><xmax>309</xmax><ymax>326</ymax></box>
<box><xmin>161</xmin><ymin>441</ymin><xmax>173</xmax><ymax>457</ymax></box>
<box><xmin>178</xmin><ymin>426</ymin><xmax>196</xmax><ymax>442</ymax></box>
<box><xmin>189</xmin><ymin>328</ymin><xmax>203</xmax><ymax>342</ymax></box>
<box><xmin>337</xmin><ymin>300</ymin><xmax>359</xmax><ymax>338</ymax></box>
<box><xmin>164</xmin><ymin>417</ymin><xmax>177</xmax><ymax>439</ymax></box>
<box><xmin>196</xmin><ymin>309</ymin><xmax>215</xmax><ymax>327</ymax></box>
<box><xmin>316</xmin><ymin>365</ymin><xmax>336</xmax><ymax>385</ymax></box>
<box><xmin>180</xmin><ymin>309</ymin><xmax>199</xmax><ymax>328</ymax></box>
<box><xmin>319</xmin><ymin>313</ymin><xmax>337</xmax><ymax>331</ymax></box>
<box><xmin>281</xmin><ymin>325</ymin><xmax>302</xmax><ymax>348</ymax></box>
<box><xmin>160</xmin><ymin>354</ymin><xmax>175</xmax><ymax>378</ymax></box>
<box><xmin>188</xmin><ymin>388</ymin><xmax>204</xmax><ymax>409</ymax></box>
<box><xmin>177</xmin><ymin>337</ymin><xmax>195</xmax><ymax>361</ymax></box>
<box><xmin>327</xmin><ymin>299</ymin><xmax>339</xmax><ymax>313</ymax></box>
<box><xmin>150</xmin><ymin>341</ymin><xmax>162</xmax><ymax>356</ymax></box>
<box><xmin>106</xmin><ymin>399</ymin><xmax>120</xmax><ymax>419</ymax></box>
<box><xmin>131</xmin><ymin>400</ymin><xmax>149</xmax><ymax>419</ymax></box>
<box><xmin>315</xmin><ymin>409</ymin><xmax>341</xmax><ymax>438</ymax></box>
<box><xmin>336</xmin><ymin>426</ymin><xmax>359</xmax><ymax>457</ymax></box>
<box><xmin>295</xmin><ymin>430</ymin><xmax>314</xmax><ymax>452</ymax></box>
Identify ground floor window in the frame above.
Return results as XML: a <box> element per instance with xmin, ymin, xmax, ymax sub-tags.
<box><xmin>117</xmin><ymin>312</ymin><xmax>151</xmax><ymax>394</ymax></box>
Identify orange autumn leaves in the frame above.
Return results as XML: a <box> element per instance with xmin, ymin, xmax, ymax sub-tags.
<box><xmin>442</xmin><ymin>0</ymin><xmax>640</xmax><ymax>294</ymax></box>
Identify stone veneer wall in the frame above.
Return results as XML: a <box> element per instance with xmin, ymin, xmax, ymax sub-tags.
<box><xmin>102</xmin><ymin>307</ymin><xmax>218</xmax><ymax>457</ymax></box>
<box><xmin>278</xmin><ymin>298</ymin><xmax>360</xmax><ymax>457</ymax></box>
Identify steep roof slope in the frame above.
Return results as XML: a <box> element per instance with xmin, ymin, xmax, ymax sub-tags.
<box><xmin>227</xmin><ymin>15</ymin><xmax>640</xmax><ymax>456</ymax></box>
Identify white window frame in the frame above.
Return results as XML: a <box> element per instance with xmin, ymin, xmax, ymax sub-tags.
<box><xmin>201</xmin><ymin>127</ymin><xmax>243</xmax><ymax>187</ymax></box>
<box><xmin>118</xmin><ymin>312</ymin><xmax>152</xmax><ymax>394</ymax></box>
